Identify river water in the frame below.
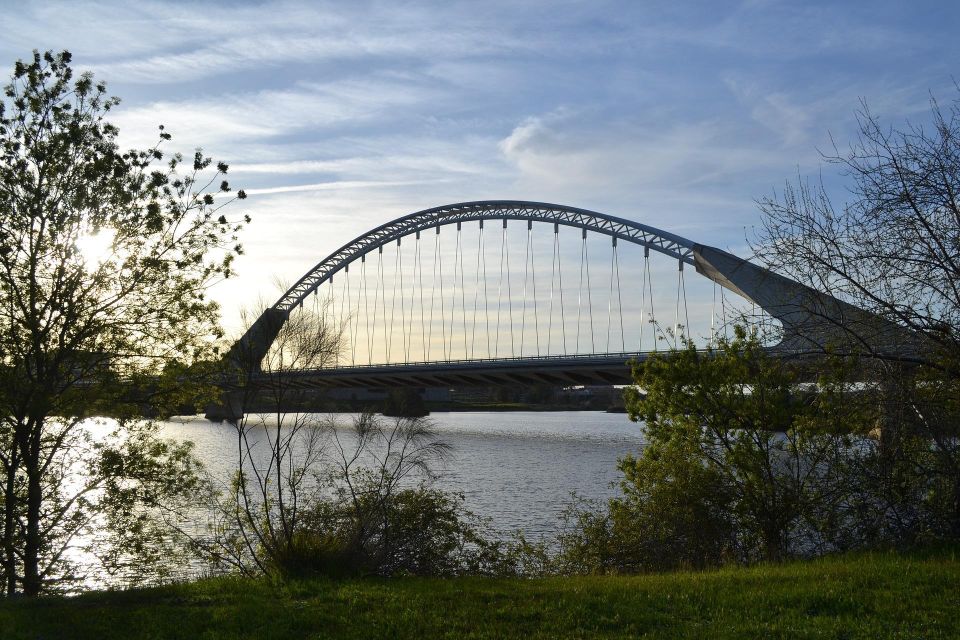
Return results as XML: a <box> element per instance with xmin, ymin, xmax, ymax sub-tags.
<box><xmin>161</xmin><ymin>411</ymin><xmax>647</xmax><ymax>539</ymax></box>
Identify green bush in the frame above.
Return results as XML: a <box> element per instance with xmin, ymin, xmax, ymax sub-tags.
<box><xmin>286</xmin><ymin>485</ymin><xmax>504</xmax><ymax>578</ymax></box>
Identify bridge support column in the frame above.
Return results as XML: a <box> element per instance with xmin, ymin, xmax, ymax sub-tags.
<box><xmin>206</xmin><ymin>308</ymin><xmax>288</xmax><ymax>423</ymax></box>
<box><xmin>204</xmin><ymin>390</ymin><xmax>246</xmax><ymax>423</ymax></box>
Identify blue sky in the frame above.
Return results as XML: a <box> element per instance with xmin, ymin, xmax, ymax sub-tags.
<box><xmin>2</xmin><ymin>0</ymin><xmax>958</xmax><ymax>337</ymax></box>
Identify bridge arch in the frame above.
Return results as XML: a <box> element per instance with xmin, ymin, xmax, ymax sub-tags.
<box><xmin>273</xmin><ymin>200</ymin><xmax>697</xmax><ymax>314</ymax></box>
<box><xmin>236</xmin><ymin>200</ymin><xmax>888</xmax><ymax>372</ymax></box>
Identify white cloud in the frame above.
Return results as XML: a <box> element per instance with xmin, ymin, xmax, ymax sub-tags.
<box><xmin>5</xmin><ymin>1</ymin><xmax>555</xmax><ymax>85</ymax></box>
<box><xmin>110</xmin><ymin>74</ymin><xmax>441</xmax><ymax>151</ymax></box>
<box><xmin>499</xmin><ymin>109</ymin><xmax>785</xmax><ymax>193</ymax></box>
<box><xmin>240</xmin><ymin>179</ymin><xmax>449</xmax><ymax>196</ymax></box>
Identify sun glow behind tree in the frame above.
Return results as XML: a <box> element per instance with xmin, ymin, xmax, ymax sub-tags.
<box><xmin>0</xmin><ymin>50</ymin><xmax>247</xmax><ymax>596</ymax></box>
<box><xmin>74</xmin><ymin>228</ymin><xmax>115</xmax><ymax>267</ymax></box>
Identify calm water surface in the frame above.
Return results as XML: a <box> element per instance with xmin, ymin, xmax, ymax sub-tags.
<box><xmin>161</xmin><ymin>411</ymin><xmax>647</xmax><ymax>539</ymax></box>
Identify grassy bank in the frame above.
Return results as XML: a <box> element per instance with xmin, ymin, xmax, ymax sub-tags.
<box><xmin>1</xmin><ymin>548</ymin><xmax>958</xmax><ymax>639</ymax></box>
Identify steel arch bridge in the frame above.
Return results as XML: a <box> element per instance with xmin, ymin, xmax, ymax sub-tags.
<box><xmin>199</xmin><ymin>200</ymin><xmax>916</xmax><ymax>420</ymax></box>
<box><xmin>210</xmin><ymin>200</ymin><xmax>902</xmax><ymax>418</ymax></box>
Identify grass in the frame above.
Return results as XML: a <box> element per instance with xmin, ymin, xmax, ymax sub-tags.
<box><xmin>1</xmin><ymin>548</ymin><xmax>958</xmax><ymax>639</ymax></box>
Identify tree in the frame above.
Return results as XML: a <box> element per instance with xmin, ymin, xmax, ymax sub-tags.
<box><xmin>755</xmin><ymin>94</ymin><xmax>959</xmax><ymax>362</ymax></box>
<box><xmin>619</xmin><ymin>328</ymin><xmax>872</xmax><ymax>565</ymax></box>
<box><xmin>754</xmin><ymin>90</ymin><xmax>960</xmax><ymax>538</ymax></box>
<box><xmin>0</xmin><ymin>51</ymin><xmax>247</xmax><ymax>595</ymax></box>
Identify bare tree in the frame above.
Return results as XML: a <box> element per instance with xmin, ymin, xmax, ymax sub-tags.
<box><xmin>754</xmin><ymin>92</ymin><xmax>960</xmax><ymax>364</ymax></box>
<box><xmin>753</xmin><ymin>90</ymin><xmax>960</xmax><ymax>538</ymax></box>
<box><xmin>323</xmin><ymin>412</ymin><xmax>452</xmax><ymax>574</ymax></box>
<box><xmin>198</xmin><ymin>297</ymin><xmax>468</xmax><ymax>577</ymax></box>
<box><xmin>201</xmin><ymin>300</ymin><xmax>342</xmax><ymax>576</ymax></box>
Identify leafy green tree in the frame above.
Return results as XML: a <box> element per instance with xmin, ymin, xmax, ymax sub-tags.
<box><xmin>619</xmin><ymin>327</ymin><xmax>872</xmax><ymax>565</ymax></box>
<box><xmin>0</xmin><ymin>51</ymin><xmax>247</xmax><ymax>595</ymax></box>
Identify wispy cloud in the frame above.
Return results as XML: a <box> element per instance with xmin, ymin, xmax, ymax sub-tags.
<box><xmin>110</xmin><ymin>74</ymin><xmax>443</xmax><ymax>150</ymax></box>
<box><xmin>499</xmin><ymin>108</ymin><xmax>786</xmax><ymax>192</ymax></box>
<box><xmin>240</xmin><ymin>179</ymin><xmax>449</xmax><ymax>196</ymax></box>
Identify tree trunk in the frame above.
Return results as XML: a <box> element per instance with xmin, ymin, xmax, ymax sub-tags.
<box><xmin>19</xmin><ymin>419</ymin><xmax>43</xmax><ymax>597</ymax></box>
<box><xmin>22</xmin><ymin>466</ymin><xmax>42</xmax><ymax>596</ymax></box>
<box><xmin>2</xmin><ymin>460</ymin><xmax>18</xmax><ymax>596</ymax></box>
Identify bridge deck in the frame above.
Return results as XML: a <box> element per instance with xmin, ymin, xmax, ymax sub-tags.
<box><xmin>250</xmin><ymin>352</ymin><xmax>655</xmax><ymax>389</ymax></box>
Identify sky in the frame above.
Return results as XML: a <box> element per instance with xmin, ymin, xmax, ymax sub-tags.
<box><xmin>2</xmin><ymin>0</ymin><xmax>958</xmax><ymax>340</ymax></box>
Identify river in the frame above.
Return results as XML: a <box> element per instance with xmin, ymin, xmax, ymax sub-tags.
<box><xmin>161</xmin><ymin>411</ymin><xmax>647</xmax><ymax>539</ymax></box>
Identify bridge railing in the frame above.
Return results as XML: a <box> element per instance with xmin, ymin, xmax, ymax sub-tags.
<box><xmin>277</xmin><ymin>350</ymin><xmax>667</xmax><ymax>375</ymax></box>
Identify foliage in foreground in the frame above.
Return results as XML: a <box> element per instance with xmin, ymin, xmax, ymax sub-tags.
<box><xmin>753</xmin><ymin>88</ymin><xmax>960</xmax><ymax>537</ymax></box>
<box><xmin>554</xmin><ymin>327</ymin><xmax>960</xmax><ymax>574</ymax></box>
<box><xmin>0</xmin><ymin>547</ymin><xmax>957</xmax><ymax>639</ymax></box>
<box><xmin>0</xmin><ymin>50</ymin><xmax>247</xmax><ymax>596</ymax></box>
<box><xmin>551</xmin><ymin>90</ymin><xmax>960</xmax><ymax>576</ymax></box>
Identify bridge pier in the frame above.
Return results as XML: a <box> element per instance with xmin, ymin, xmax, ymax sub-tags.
<box><xmin>205</xmin><ymin>308</ymin><xmax>288</xmax><ymax>423</ymax></box>
<box><xmin>204</xmin><ymin>390</ymin><xmax>246</xmax><ymax>422</ymax></box>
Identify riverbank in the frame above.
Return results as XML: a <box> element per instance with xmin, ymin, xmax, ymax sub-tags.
<box><xmin>2</xmin><ymin>547</ymin><xmax>957</xmax><ymax>639</ymax></box>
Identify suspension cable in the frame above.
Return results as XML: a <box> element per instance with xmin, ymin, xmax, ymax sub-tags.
<box><xmin>558</xmin><ymin>227</ymin><xmax>566</xmax><ymax>354</ymax></box>
<box><xmin>426</xmin><ymin>228</ymin><xmax>439</xmax><ymax>361</ymax></box>
<box><xmin>710</xmin><ymin>281</ymin><xmax>717</xmax><ymax>347</ymax></box>
<box><xmin>435</xmin><ymin>226</ymin><xmax>446</xmax><ymax>360</ymax></box>
<box><xmin>340</xmin><ymin>269</ymin><xmax>351</xmax><ymax>365</ymax></box>
<box><xmin>416</xmin><ymin>231</ymin><xmax>426</xmax><ymax>361</ymax></box>
<box><xmin>577</xmin><ymin>229</ymin><xmax>586</xmax><ymax>354</ymax></box>
<box><xmin>382</xmin><ymin>247</ymin><xmax>391</xmax><ymax>363</ymax></box>
<box><xmin>547</xmin><ymin>224</ymin><xmax>557</xmax><ymax>355</ymax></box>
<box><xmin>673</xmin><ymin>260</ymin><xmax>681</xmax><ymax>346</ymax></box>
<box><xmin>530</xmin><ymin>223</ymin><xmax>540</xmax><ymax>356</ymax></box>
<box><xmin>482</xmin><ymin>221</ymin><xmax>491</xmax><ymax>358</ymax></box>
<box><xmin>471</xmin><ymin>221</ymin><xmax>483</xmax><ymax>359</ymax></box>
<box><xmin>330</xmin><ymin>276</ymin><xmax>339</xmax><ymax>366</ymax></box>
<box><xmin>495</xmin><ymin>219</ymin><xmax>506</xmax><ymax>358</ymax></box>
<box><xmin>395</xmin><ymin>239</ymin><xmax>404</xmax><ymax>362</ymax></box>
<box><xmin>360</xmin><ymin>255</ymin><xmax>371</xmax><ymax>364</ymax></box>
<box><xmin>405</xmin><ymin>236</ymin><xmax>416</xmax><ymax>362</ymax></box>
<box><xmin>682</xmin><ymin>261</ymin><xmax>689</xmax><ymax>339</ymax></box>
<box><xmin>349</xmin><ymin>262</ymin><xmax>359</xmax><ymax>365</ymax></box>
<box><xmin>382</xmin><ymin>246</ymin><xmax>392</xmax><ymax>363</ymax></box>
<box><xmin>370</xmin><ymin>249</ymin><xmax>383</xmax><ymax>364</ymax></box>
<box><xmin>673</xmin><ymin>259</ymin><xmax>689</xmax><ymax>347</ymax></box>
<box><xmin>505</xmin><ymin>220</ymin><xmax>514</xmax><ymax>357</ymax></box>
<box><xmin>520</xmin><ymin>221</ymin><xmax>531</xmax><ymax>357</ymax></box>
<box><xmin>459</xmin><ymin>224</ymin><xmax>468</xmax><ymax>358</ymax></box>
<box><xmin>585</xmin><ymin>232</ymin><xmax>594</xmax><ymax>353</ymax></box>
<box><xmin>646</xmin><ymin>248</ymin><xmax>658</xmax><ymax>352</ymax></box>
<box><xmin>313</xmin><ymin>283</ymin><xmax>321</xmax><ymax>362</ymax></box>
<box><xmin>614</xmin><ymin>240</ymin><xmax>625</xmax><ymax>351</ymax></box>
<box><xmin>325</xmin><ymin>281</ymin><xmax>333</xmax><ymax>364</ymax></box>
<box><xmin>606</xmin><ymin>237</ymin><xmax>615</xmax><ymax>353</ymax></box>
<box><xmin>449</xmin><ymin>223</ymin><xmax>462</xmax><ymax>359</ymax></box>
